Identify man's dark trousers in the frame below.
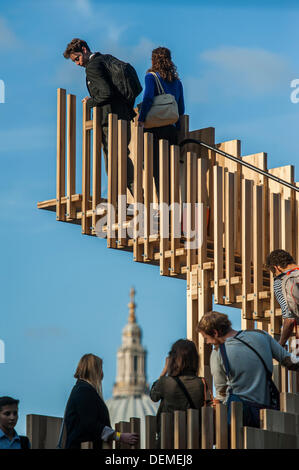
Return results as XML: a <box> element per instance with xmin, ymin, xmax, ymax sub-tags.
<box><xmin>90</xmin><ymin>100</ymin><xmax>134</xmax><ymax>195</ymax></box>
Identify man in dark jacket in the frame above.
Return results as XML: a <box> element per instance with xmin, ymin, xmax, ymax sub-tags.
<box><xmin>63</xmin><ymin>38</ymin><xmax>135</xmax><ymax>195</ymax></box>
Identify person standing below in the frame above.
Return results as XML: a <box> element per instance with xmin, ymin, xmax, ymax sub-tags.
<box><xmin>138</xmin><ymin>47</ymin><xmax>185</xmax><ymax>199</ymax></box>
<box><xmin>150</xmin><ymin>339</ymin><xmax>208</xmax><ymax>447</ymax></box>
<box><xmin>197</xmin><ymin>312</ymin><xmax>299</xmax><ymax>428</ymax></box>
<box><xmin>63</xmin><ymin>354</ymin><xmax>138</xmax><ymax>449</ymax></box>
<box><xmin>63</xmin><ymin>38</ymin><xmax>140</xmax><ymax>196</ymax></box>
<box><xmin>0</xmin><ymin>397</ymin><xmax>30</xmax><ymax>449</ymax></box>
<box><xmin>266</xmin><ymin>249</ymin><xmax>299</xmax><ymax>347</ymax></box>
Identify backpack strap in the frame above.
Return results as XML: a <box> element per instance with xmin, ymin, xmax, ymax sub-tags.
<box><xmin>172</xmin><ymin>376</ymin><xmax>196</xmax><ymax>409</ymax></box>
<box><xmin>149</xmin><ymin>72</ymin><xmax>165</xmax><ymax>95</ymax></box>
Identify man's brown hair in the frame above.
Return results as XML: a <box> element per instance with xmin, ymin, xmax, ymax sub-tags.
<box><xmin>197</xmin><ymin>311</ymin><xmax>232</xmax><ymax>337</ymax></box>
<box><xmin>63</xmin><ymin>38</ymin><xmax>90</xmax><ymax>59</ymax></box>
<box><xmin>167</xmin><ymin>339</ymin><xmax>199</xmax><ymax>376</ymax></box>
<box><xmin>265</xmin><ymin>249</ymin><xmax>296</xmax><ymax>274</ymax></box>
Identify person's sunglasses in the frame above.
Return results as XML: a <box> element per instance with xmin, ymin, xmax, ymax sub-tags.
<box><xmin>74</xmin><ymin>56</ymin><xmax>81</xmax><ymax>62</ymax></box>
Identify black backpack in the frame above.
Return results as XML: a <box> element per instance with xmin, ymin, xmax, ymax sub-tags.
<box><xmin>101</xmin><ymin>54</ymin><xmax>142</xmax><ymax>107</ymax></box>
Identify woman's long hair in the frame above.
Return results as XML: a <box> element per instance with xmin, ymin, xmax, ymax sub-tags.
<box><xmin>74</xmin><ymin>354</ymin><xmax>103</xmax><ymax>396</ymax></box>
<box><xmin>167</xmin><ymin>339</ymin><xmax>199</xmax><ymax>377</ymax></box>
<box><xmin>147</xmin><ymin>47</ymin><xmax>179</xmax><ymax>82</ymax></box>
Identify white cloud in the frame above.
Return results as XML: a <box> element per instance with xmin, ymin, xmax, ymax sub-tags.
<box><xmin>25</xmin><ymin>327</ymin><xmax>67</xmax><ymax>339</ymax></box>
<box><xmin>185</xmin><ymin>46</ymin><xmax>292</xmax><ymax>103</ymax></box>
<box><xmin>73</xmin><ymin>0</ymin><xmax>93</xmax><ymax>18</ymax></box>
<box><xmin>0</xmin><ymin>16</ymin><xmax>19</xmax><ymax>48</ymax></box>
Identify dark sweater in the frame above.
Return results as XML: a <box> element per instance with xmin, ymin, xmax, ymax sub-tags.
<box><xmin>64</xmin><ymin>379</ymin><xmax>111</xmax><ymax>449</ymax></box>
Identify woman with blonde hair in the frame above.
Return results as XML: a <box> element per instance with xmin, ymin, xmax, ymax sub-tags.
<box><xmin>63</xmin><ymin>354</ymin><xmax>138</xmax><ymax>449</ymax></box>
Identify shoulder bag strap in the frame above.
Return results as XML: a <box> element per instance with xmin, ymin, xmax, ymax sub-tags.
<box><xmin>233</xmin><ymin>335</ymin><xmax>272</xmax><ymax>380</ymax></box>
<box><xmin>172</xmin><ymin>376</ymin><xmax>196</xmax><ymax>409</ymax></box>
<box><xmin>150</xmin><ymin>72</ymin><xmax>165</xmax><ymax>95</ymax></box>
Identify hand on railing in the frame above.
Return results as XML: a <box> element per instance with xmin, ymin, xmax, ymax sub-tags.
<box><xmin>82</xmin><ymin>96</ymin><xmax>91</xmax><ymax>103</ymax></box>
<box><xmin>120</xmin><ymin>432</ymin><xmax>139</xmax><ymax>445</ymax></box>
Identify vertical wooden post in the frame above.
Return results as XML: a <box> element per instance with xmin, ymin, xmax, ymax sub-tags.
<box><xmin>187</xmin><ymin>409</ymin><xmax>200</xmax><ymax>449</ymax></box>
<box><xmin>241</xmin><ymin>179</ymin><xmax>254</xmax><ymax>329</ymax></box>
<box><xmin>215</xmin><ymin>403</ymin><xmax>228</xmax><ymax>449</ymax></box>
<box><xmin>214</xmin><ymin>165</ymin><xmax>224</xmax><ymax>305</ymax></box>
<box><xmin>269</xmin><ymin>192</ymin><xmax>281</xmax><ymax>338</ymax></box>
<box><xmin>56</xmin><ymin>88</ymin><xmax>66</xmax><ymax>221</ymax></box>
<box><xmin>119</xmin><ymin>421</ymin><xmax>130</xmax><ymax>449</ymax></box>
<box><xmin>66</xmin><ymin>93</ymin><xmax>76</xmax><ymax>220</ymax></box>
<box><xmin>159</xmin><ymin>139</ymin><xmax>170</xmax><ymax>276</ymax></box>
<box><xmin>160</xmin><ymin>413</ymin><xmax>173</xmax><ymax>449</ymax></box>
<box><xmin>145</xmin><ymin>415</ymin><xmax>157</xmax><ymax>450</ymax></box>
<box><xmin>107</xmin><ymin>113</ymin><xmax>118</xmax><ymax>248</ymax></box>
<box><xmin>186</xmin><ymin>152</ymin><xmax>197</xmax><ymax>277</ymax></box>
<box><xmin>117</xmin><ymin>119</ymin><xmax>127</xmax><ymax>247</ymax></box>
<box><xmin>170</xmin><ymin>145</ymin><xmax>180</xmax><ymax>275</ymax></box>
<box><xmin>133</xmin><ymin>126</ymin><xmax>143</xmax><ymax>262</ymax></box>
<box><xmin>201</xmin><ymin>407</ymin><xmax>214</xmax><ymax>449</ymax></box>
<box><xmin>231</xmin><ymin>401</ymin><xmax>243</xmax><ymax>449</ymax></box>
<box><xmin>253</xmin><ymin>185</ymin><xmax>263</xmax><ymax>321</ymax></box>
<box><xmin>92</xmin><ymin>107</ymin><xmax>102</xmax><ymax>233</ymax></box>
<box><xmin>144</xmin><ymin>132</ymin><xmax>154</xmax><ymax>261</ymax></box>
<box><xmin>82</xmin><ymin>101</ymin><xmax>91</xmax><ymax>234</ymax></box>
<box><xmin>174</xmin><ymin>410</ymin><xmax>187</xmax><ymax>449</ymax></box>
<box><xmin>130</xmin><ymin>417</ymin><xmax>140</xmax><ymax>450</ymax></box>
<box><xmin>225</xmin><ymin>171</ymin><xmax>235</xmax><ymax>304</ymax></box>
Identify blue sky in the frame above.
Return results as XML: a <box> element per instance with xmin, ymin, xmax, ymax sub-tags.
<box><xmin>1</xmin><ymin>0</ymin><xmax>299</xmax><ymax>435</ymax></box>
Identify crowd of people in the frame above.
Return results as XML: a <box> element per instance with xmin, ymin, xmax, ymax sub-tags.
<box><xmin>1</xmin><ymin>248</ymin><xmax>298</xmax><ymax>449</ymax></box>
<box><xmin>2</xmin><ymin>36</ymin><xmax>299</xmax><ymax>449</ymax></box>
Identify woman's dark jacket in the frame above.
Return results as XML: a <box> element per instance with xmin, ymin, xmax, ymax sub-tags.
<box><xmin>64</xmin><ymin>379</ymin><xmax>111</xmax><ymax>449</ymax></box>
<box><xmin>150</xmin><ymin>374</ymin><xmax>205</xmax><ymax>434</ymax></box>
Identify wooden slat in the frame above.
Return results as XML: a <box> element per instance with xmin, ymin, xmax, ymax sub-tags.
<box><xmin>281</xmin><ymin>198</ymin><xmax>292</xmax><ymax>253</ymax></box>
<box><xmin>269</xmin><ymin>192</ymin><xmax>281</xmax><ymax>338</ymax></box>
<box><xmin>130</xmin><ymin>417</ymin><xmax>140</xmax><ymax>450</ymax></box>
<box><xmin>144</xmin><ymin>132</ymin><xmax>154</xmax><ymax>261</ymax></box>
<box><xmin>197</xmin><ymin>157</ymin><xmax>208</xmax><ymax>269</ymax></box>
<box><xmin>296</xmin><ymin>182</ymin><xmax>299</xmax><ymax>263</ymax></box>
<box><xmin>145</xmin><ymin>415</ymin><xmax>157</xmax><ymax>449</ymax></box>
<box><xmin>216</xmin><ymin>140</ymin><xmax>241</xmax><ymax>253</ymax></box>
<box><xmin>82</xmin><ymin>101</ymin><xmax>91</xmax><ymax>234</ymax></box>
<box><xmin>225</xmin><ymin>171</ymin><xmax>235</xmax><ymax>304</ymax></box>
<box><xmin>201</xmin><ymin>406</ymin><xmax>214</xmax><ymax>449</ymax></box>
<box><xmin>161</xmin><ymin>412</ymin><xmax>173</xmax><ymax>449</ymax></box>
<box><xmin>231</xmin><ymin>401</ymin><xmax>243</xmax><ymax>449</ymax></box>
<box><xmin>241</xmin><ymin>179</ymin><xmax>254</xmax><ymax>329</ymax></box>
<box><xmin>244</xmin><ymin>426</ymin><xmax>298</xmax><ymax>449</ymax></box>
<box><xmin>170</xmin><ymin>145</ymin><xmax>180</xmax><ymax>275</ymax></box>
<box><xmin>66</xmin><ymin>94</ymin><xmax>76</xmax><ymax>220</ymax></box>
<box><xmin>159</xmin><ymin>139</ymin><xmax>170</xmax><ymax>276</ymax></box>
<box><xmin>174</xmin><ymin>410</ymin><xmax>186</xmax><ymax>449</ymax></box>
<box><xmin>92</xmin><ymin>107</ymin><xmax>101</xmax><ymax>234</ymax></box>
<box><xmin>280</xmin><ymin>392</ymin><xmax>299</xmax><ymax>414</ymax></box>
<box><xmin>117</xmin><ymin>119</ymin><xmax>127</xmax><ymax>247</ymax></box>
<box><xmin>186</xmin><ymin>152</ymin><xmax>197</xmax><ymax>283</ymax></box>
<box><xmin>26</xmin><ymin>414</ymin><xmax>64</xmax><ymax>450</ymax></box>
<box><xmin>107</xmin><ymin>113</ymin><xmax>118</xmax><ymax>248</ymax></box>
<box><xmin>119</xmin><ymin>421</ymin><xmax>130</xmax><ymax>449</ymax></box>
<box><xmin>213</xmin><ymin>165</ymin><xmax>224</xmax><ymax>305</ymax></box>
<box><xmin>260</xmin><ymin>408</ymin><xmax>297</xmax><ymax>435</ymax></box>
<box><xmin>187</xmin><ymin>409</ymin><xmax>200</xmax><ymax>449</ymax></box>
<box><xmin>215</xmin><ymin>403</ymin><xmax>228</xmax><ymax>449</ymax></box>
<box><xmin>81</xmin><ymin>441</ymin><xmax>93</xmax><ymax>449</ymax></box>
<box><xmin>253</xmin><ymin>185</ymin><xmax>264</xmax><ymax>321</ymax></box>
<box><xmin>133</xmin><ymin>126</ymin><xmax>144</xmax><ymax>262</ymax></box>
<box><xmin>187</xmin><ymin>267</ymin><xmax>199</xmax><ymax>350</ymax></box>
<box><xmin>56</xmin><ymin>88</ymin><xmax>66</xmax><ymax>221</ymax></box>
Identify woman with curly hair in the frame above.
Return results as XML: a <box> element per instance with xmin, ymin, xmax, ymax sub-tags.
<box><xmin>138</xmin><ymin>47</ymin><xmax>185</xmax><ymax>199</ymax></box>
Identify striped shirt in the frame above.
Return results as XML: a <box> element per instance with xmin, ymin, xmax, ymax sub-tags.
<box><xmin>274</xmin><ymin>270</ymin><xmax>296</xmax><ymax>319</ymax></box>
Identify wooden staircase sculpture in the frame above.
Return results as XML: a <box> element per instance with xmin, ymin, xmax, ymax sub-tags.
<box><xmin>38</xmin><ymin>88</ymin><xmax>299</xmax><ymax>393</ymax></box>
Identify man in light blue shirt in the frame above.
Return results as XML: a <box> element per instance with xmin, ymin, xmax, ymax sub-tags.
<box><xmin>0</xmin><ymin>396</ymin><xmax>30</xmax><ymax>449</ymax></box>
<box><xmin>198</xmin><ymin>311</ymin><xmax>299</xmax><ymax>427</ymax></box>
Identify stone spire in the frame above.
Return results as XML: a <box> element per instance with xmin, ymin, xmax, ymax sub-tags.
<box><xmin>112</xmin><ymin>288</ymin><xmax>148</xmax><ymax>397</ymax></box>
<box><xmin>128</xmin><ymin>287</ymin><xmax>136</xmax><ymax>324</ymax></box>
